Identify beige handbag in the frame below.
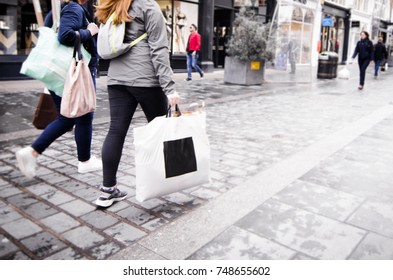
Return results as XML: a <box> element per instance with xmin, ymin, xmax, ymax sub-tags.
<box><xmin>60</xmin><ymin>32</ymin><xmax>96</xmax><ymax>118</ymax></box>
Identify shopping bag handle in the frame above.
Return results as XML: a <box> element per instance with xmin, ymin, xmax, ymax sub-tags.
<box><xmin>167</xmin><ymin>104</ymin><xmax>182</xmax><ymax>118</ymax></box>
<box><xmin>72</xmin><ymin>31</ymin><xmax>83</xmax><ymax>61</ymax></box>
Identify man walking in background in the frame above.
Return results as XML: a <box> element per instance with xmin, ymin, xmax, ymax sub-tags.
<box><xmin>374</xmin><ymin>37</ymin><xmax>388</xmax><ymax>78</ymax></box>
<box><xmin>185</xmin><ymin>24</ymin><xmax>204</xmax><ymax>81</ymax></box>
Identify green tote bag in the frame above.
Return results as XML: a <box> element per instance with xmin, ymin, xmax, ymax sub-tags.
<box><xmin>20</xmin><ymin>27</ymin><xmax>91</xmax><ymax>97</ymax></box>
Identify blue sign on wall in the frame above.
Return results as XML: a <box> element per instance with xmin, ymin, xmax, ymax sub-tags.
<box><xmin>322</xmin><ymin>17</ymin><xmax>333</xmax><ymax>27</ymax></box>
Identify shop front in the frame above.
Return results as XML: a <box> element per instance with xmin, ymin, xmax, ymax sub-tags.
<box><xmin>0</xmin><ymin>0</ymin><xmax>207</xmax><ymax>79</ymax></box>
<box><xmin>320</xmin><ymin>2</ymin><xmax>350</xmax><ymax>64</ymax></box>
<box><xmin>155</xmin><ymin>0</ymin><xmax>201</xmax><ymax>71</ymax></box>
<box><xmin>0</xmin><ymin>0</ymin><xmax>53</xmax><ymax>80</ymax></box>
<box><xmin>269</xmin><ymin>0</ymin><xmax>321</xmax><ymax>74</ymax></box>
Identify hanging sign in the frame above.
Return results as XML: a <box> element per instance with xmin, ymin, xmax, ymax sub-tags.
<box><xmin>322</xmin><ymin>17</ymin><xmax>333</xmax><ymax>27</ymax></box>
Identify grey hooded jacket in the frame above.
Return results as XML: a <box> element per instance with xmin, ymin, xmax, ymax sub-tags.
<box><xmin>107</xmin><ymin>0</ymin><xmax>175</xmax><ymax>95</ymax></box>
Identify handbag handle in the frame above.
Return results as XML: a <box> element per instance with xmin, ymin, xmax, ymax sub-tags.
<box><xmin>72</xmin><ymin>31</ymin><xmax>83</xmax><ymax>61</ymax></box>
<box><xmin>167</xmin><ymin>104</ymin><xmax>182</xmax><ymax>118</ymax></box>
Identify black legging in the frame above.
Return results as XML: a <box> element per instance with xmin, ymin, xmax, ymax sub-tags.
<box><xmin>102</xmin><ymin>85</ymin><xmax>168</xmax><ymax>188</ymax></box>
<box><xmin>358</xmin><ymin>58</ymin><xmax>370</xmax><ymax>86</ymax></box>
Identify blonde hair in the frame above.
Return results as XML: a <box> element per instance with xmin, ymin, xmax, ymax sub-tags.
<box><xmin>95</xmin><ymin>0</ymin><xmax>133</xmax><ymax>25</ymax></box>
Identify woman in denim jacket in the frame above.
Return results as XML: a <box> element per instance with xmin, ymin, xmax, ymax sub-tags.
<box><xmin>16</xmin><ymin>0</ymin><xmax>101</xmax><ymax>179</ymax></box>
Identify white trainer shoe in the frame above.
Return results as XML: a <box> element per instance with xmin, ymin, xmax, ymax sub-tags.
<box><xmin>95</xmin><ymin>187</ymin><xmax>128</xmax><ymax>208</ymax></box>
<box><xmin>78</xmin><ymin>155</ymin><xmax>103</xmax><ymax>173</ymax></box>
<box><xmin>15</xmin><ymin>147</ymin><xmax>37</xmax><ymax>179</ymax></box>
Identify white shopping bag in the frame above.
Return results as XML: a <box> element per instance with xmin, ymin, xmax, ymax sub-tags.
<box><xmin>338</xmin><ymin>63</ymin><xmax>350</xmax><ymax>79</ymax></box>
<box><xmin>134</xmin><ymin>109</ymin><xmax>211</xmax><ymax>202</ymax></box>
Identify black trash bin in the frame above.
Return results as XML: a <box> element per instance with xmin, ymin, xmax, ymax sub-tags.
<box><xmin>317</xmin><ymin>52</ymin><xmax>339</xmax><ymax>79</ymax></box>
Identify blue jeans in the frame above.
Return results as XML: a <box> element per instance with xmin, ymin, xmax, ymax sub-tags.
<box><xmin>374</xmin><ymin>60</ymin><xmax>382</xmax><ymax>76</ymax></box>
<box><xmin>31</xmin><ymin>68</ymin><xmax>96</xmax><ymax>162</ymax></box>
<box><xmin>187</xmin><ymin>52</ymin><xmax>203</xmax><ymax>79</ymax></box>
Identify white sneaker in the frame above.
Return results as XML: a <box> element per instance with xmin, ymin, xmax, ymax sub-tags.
<box><xmin>95</xmin><ymin>187</ymin><xmax>128</xmax><ymax>208</ymax></box>
<box><xmin>15</xmin><ymin>147</ymin><xmax>37</xmax><ymax>179</ymax></box>
<box><xmin>78</xmin><ymin>155</ymin><xmax>103</xmax><ymax>173</ymax></box>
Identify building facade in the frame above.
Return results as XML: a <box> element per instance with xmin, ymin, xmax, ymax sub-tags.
<box><xmin>1</xmin><ymin>0</ymin><xmax>393</xmax><ymax>80</ymax></box>
<box><xmin>0</xmin><ymin>0</ymin><xmax>237</xmax><ymax>79</ymax></box>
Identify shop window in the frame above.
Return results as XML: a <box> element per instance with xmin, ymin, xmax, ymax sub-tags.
<box><xmin>20</xmin><ymin>2</ymin><xmax>39</xmax><ymax>54</ymax></box>
<box><xmin>292</xmin><ymin>7</ymin><xmax>303</xmax><ymax>22</ymax></box>
<box><xmin>304</xmin><ymin>10</ymin><xmax>313</xmax><ymax>24</ymax></box>
<box><xmin>156</xmin><ymin>1</ymin><xmax>199</xmax><ymax>55</ymax></box>
<box><xmin>156</xmin><ymin>0</ymin><xmax>173</xmax><ymax>52</ymax></box>
<box><xmin>0</xmin><ymin>4</ymin><xmax>16</xmax><ymax>55</ymax></box>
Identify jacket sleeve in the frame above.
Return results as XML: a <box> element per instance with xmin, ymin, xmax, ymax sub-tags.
<box><xmin>44</xmin><ymin>11</ymin><xmax>53</xmax><ymax>28</ymax></box>
<box><xmin>144</xmin><ymin>4</ymin><xmax>175</xmax><ymax>96</ymax></box>
<box><xmin>196</xmin><ymin>33</ymin><xmax>201</xmax><ymax>52</ymax></box>
<box><xmin>352</xmin><ymin>42</ymin><xmax>359</xmax><ymax>59</ymax></box>
<box><xmin>58</xmin><ymin>4</ymin><xmax>91</xmax><ymax>47</ymax></box>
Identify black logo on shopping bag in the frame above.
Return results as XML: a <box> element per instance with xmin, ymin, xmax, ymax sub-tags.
<box><xmin>163</xmin><ymin>137</ymin><xmax>197</xmax><ymax>178</ymax></box>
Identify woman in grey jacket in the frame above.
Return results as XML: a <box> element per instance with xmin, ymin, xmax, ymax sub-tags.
<box><xmin>95</xmin><ymin>0</ymin><xmax>180</xmax><ymax>207</ymax></box>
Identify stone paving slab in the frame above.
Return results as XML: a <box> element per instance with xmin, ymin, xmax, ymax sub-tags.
<box><xmin>349</xmin><ymin>233</ymin><xmax>393</xmax><ymax>260</ymax></box>
<box><xmin>273</xmin><ymin>180</ymin><xmax>364</xmax><ymax>222</ymax></box>
<box><xmin>235</xmin><ymin>199</ymin><xmax>366</xmax><ymax>260</ymax></box>
<box><xmin>188</xmin><ymin>226</ymin><xmax>297</xmax><ymax>260</ymax></box>
<box><xmin>347</xmin><ymin>200</ymin><xmax>393</xmax><ymax>239</ymax></box>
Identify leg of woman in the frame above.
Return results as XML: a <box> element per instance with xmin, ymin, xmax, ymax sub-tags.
<box><xmin>134</xmin><ymin>87</ymin><xmax>168</xmax><ymax>122</ymax></box>
<box><xmin>96</xmin><ymin>85</ymin><xmax>139</xmax><ymax>207</ymax></box>
<box><xmin>74</xmin><ymin>112</ymin><xmax>93</xmax><ymax>162</ymax></box>
<box><xmin>76</xmin><ymin>68</ymin><xmax>103</xmax><ymax>173</ymax></box>
<box><xmin>359</xmin><ymin>59</ymin><xmax>370</xmax><ymax>86</ymax></box>
<box><xmin>32</xmin><ymin>91</ymin><xmax>75</xmax><ymax>154</ymax></box>
<box><xmin>358</xmin><ymin>59</ymin><xmax>364</xmax><ymax>87</ymax></box>
<box><xmin>102</xmin><ymin>85</ymin><xmax>139</xmax><ymax>188</ymax></box>
<box><xmin>16</xmin><ymin>91</ymin><xmax>75</xmax><ymax>178</ymax></box>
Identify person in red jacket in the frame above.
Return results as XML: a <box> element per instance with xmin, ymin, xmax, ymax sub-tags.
<box><xmin>185</xmin><ymin>24</ymin><xmax>204</xmax><ymax>81</ymax></box>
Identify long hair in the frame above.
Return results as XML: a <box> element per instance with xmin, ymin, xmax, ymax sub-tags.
<box><xmin>361</xmin><ymin>31</ymin><xmax>370</xmax><ymax>40</ymax></box>
<box><xmin>95</xmin><ymin>0</ymin><xmax>133</xmax><ymax>24</ymax></box>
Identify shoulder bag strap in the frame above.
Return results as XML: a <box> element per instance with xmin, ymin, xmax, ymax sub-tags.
<box><xmin>73</xmin><ymin>31</ymin><xmax>83</xmax><ymax>61</ymax></box>
<box><xmin>130</xmin><ymin>32</ymin><xmax>148</xmax><ymax>47</ymax></box>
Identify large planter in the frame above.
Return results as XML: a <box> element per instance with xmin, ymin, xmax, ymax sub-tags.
<box><xmin>224</xmin><ymin>56</ymin><xmax>265</xmax><ymax>85</ymax></box>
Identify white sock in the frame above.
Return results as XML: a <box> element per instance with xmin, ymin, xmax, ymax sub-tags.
<box><xmin>102</xmin><ymin>186</ymin><xmax>116</xmax><ymax>193</ymax></box>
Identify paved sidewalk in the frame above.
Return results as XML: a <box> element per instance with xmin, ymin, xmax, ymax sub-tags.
<box><xmin>1</xmin><ymin>66</ymin><xmax>393</xmax><ymax>259</ymax></box>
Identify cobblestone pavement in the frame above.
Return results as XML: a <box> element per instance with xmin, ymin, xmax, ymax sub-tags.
<box><xmin>1</xmin><ymin>67</ymin><xmax>393</xmax><ymax>259</ymax></box>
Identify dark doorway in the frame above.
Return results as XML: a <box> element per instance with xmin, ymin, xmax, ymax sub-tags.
<box><xmin>213</xmin><ymin>8</ymin><xmax>233</xmax><ymax>68</ymax></box>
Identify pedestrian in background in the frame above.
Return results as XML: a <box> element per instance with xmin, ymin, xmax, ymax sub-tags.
<box><xmin>16</xmin><ymin>0</ymin><xmax>101</xmax><ymax>179</ymax></box>
<box><xmin>287</xmin><ymin>37</ymin><xmax>298</xmax><ymax>74</ymax></box>
<box><xmin>185</xmin><ymin>24</ymin><xmax>204</xmax><ymax>81</ymax></box>
<box><xmin>352</xmin><ymin>31</ymin><xmax>374</xmax><ymax>90</ymax></box>
<box><xmin>373</xmin><ymin>37</ymin><xmax>388</xmax><ymax>78</ymax></box>
<box><xmin>95</xmin><ymin>0</ymin><xmax>180</xmax><ymax>207</ymax></box>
